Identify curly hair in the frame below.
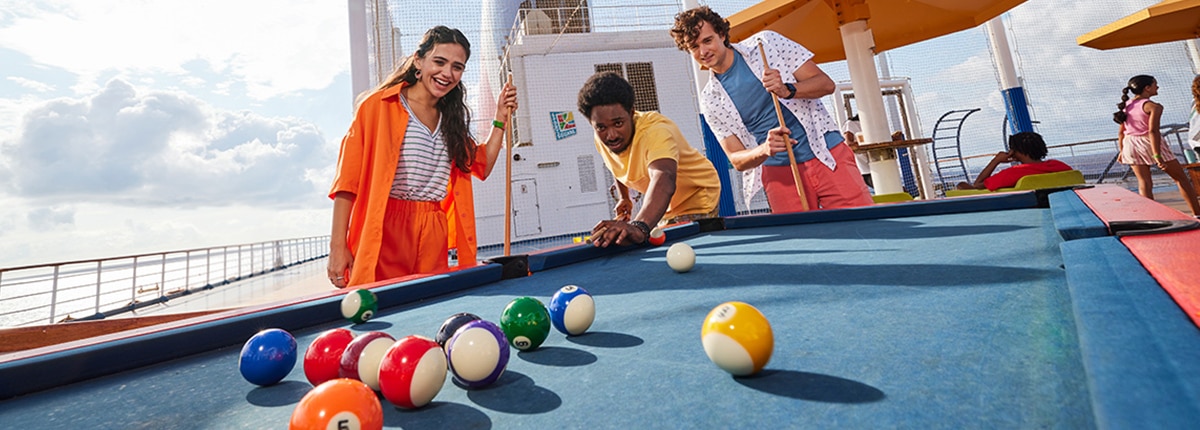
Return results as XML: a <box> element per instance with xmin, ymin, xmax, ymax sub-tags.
<box><xmin>376</xmin><ymin>26</ymin><xmax>475</xmax><ymax>173</ymax></box>
<box><xmin>1192</xmin><ymin>74</ymin><xmax>1200</xmax><ymax>111</ymax></box>
<box><xmin>1113</xmin><ymin>74</ymin><xmax>1155</xmax><ymax>125</ymax></box>
<box><xmin>1008</xmin><ymin>132</ymin><xmax>1048</xmax><ymax>161</ymax></box>
<box><xmin>670</xmin><ymin>6</ymin><xmax>732</xmax><ymax>51</ymax></box>
<box><xmin>577</xmin><ymin>72</ymin><xmax>635</xmax><ymax>119</ymax></box>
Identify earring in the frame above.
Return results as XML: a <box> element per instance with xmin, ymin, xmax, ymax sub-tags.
<box><xmin>415</xmin><ymin>69</ymin><xmax>422</xmax><ymax>78</ymax></box>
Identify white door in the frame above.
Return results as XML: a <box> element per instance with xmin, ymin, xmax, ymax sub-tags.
<box><xmin>512</xmin><ymin>179</ymin><xmax>542</xmax><ymax>237</ymax></box>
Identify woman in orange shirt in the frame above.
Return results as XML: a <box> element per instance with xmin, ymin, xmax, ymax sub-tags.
<box><xmin>327</xmin><ymin>26</ymin><xmax>517</xmax><ymax>287</ymax></box>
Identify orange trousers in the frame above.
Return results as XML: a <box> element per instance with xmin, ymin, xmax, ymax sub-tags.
<box><xmin>375</xmin><ymin>199</ymin><xmax>449</xmax><ymax>281</ymax></box>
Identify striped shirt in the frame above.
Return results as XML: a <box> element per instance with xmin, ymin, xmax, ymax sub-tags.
<box><xmin>391</xmin><ymin>94</ymin><xmax>451</xmax><ymax>201</ymax></box>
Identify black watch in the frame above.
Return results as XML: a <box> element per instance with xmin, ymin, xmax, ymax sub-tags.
<box><xmin>628</xmin><ymin>220</ymin><xmax>651</xmax><ymax>243</ymax></box>
<box><xmin>784</xmin><ymin>83</ymin><xmax>796</xmax><ymax>99</ymax></box>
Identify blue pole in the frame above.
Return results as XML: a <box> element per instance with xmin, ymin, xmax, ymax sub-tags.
<box><xmin>1002</xmin><ymin>86</ymin><xmax>1034</xmax><ymax>134</ymax></box>
<box><xmin>699</xmin><ymin>115</ymin><xmax>737</xmax><ymax>217</ymax></box>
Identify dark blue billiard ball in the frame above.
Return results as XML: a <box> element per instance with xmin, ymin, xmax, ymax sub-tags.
<box><xmin>239</xmin><ymin>328</ymin><xmax>297</xmax><ymax>386</ymax></box>
<box><xmin>548</xmin><ymin>285</ymin><xmax>595</xmax><ymax>336</ymax></box>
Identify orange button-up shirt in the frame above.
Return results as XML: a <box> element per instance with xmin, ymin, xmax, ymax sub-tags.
<box><xmin>330</xmin><ymin>83</ymin><xmax>486</xmax><ymax>286</ymax></box>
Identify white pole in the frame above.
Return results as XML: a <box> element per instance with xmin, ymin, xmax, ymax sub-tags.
<box><xmin>841</xmin><ymin>20</ymin><xmax>904</xmax><ymax>195</ymax></box>
<box><xmin>683</xmin><ymin>0</ymin><xmax>707</xmax><ymax>105</ymax></box>
<box><xmin>877</xmin><ymin>51</ymin><xmax>903</xmax><ymax>131</ymax></box>
<box><xmin>985</xmin><ymin>17</ymin><xmax>1019</xmax><ymax>90</ymax></box>
<box><xmin>348</xmin><ymin>0</ymin><xmax>371</xmax><ymax>106</ymax></box>
<box><xmin>1187</xmin><ymin>39</ymin><xmax>1200</xmax><ymax>74</ymax></box>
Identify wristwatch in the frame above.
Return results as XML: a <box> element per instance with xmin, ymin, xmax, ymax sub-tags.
<box><xmin>784</xmin><ymin>83</ymin><xmax>797</xmax><ymax>99</ymax></box>
<box><xmin>628</xmin><ymin>220</ymin><xmax>651</xmax><ymax>243</ymax></box>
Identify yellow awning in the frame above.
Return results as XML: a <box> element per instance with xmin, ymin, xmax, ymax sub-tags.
<box><xmin>727</xmin><ymin>0</ymin><xmax>1028</xmax><ymax>64</ymax></box>
<box><xmin>1078</xmin><ymin>0</ymin><xmax>1200</xmax><ymax>50</ymax></box>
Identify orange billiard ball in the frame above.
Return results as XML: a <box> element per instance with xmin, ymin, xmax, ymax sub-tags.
<box><xmin>289</xmin><ymin>378</ymin><xmax>383</xmax><ymax>430</ymax></box>
<box><xmin>648</xmin><ymin>227</ymin><xmax>666</xmax><ymax>246</ymax></box>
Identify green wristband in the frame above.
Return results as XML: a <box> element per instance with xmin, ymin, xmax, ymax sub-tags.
<box><xmin>492</xmin><ymin>119</ymin><xmax>505</xmax><ymax>130</ymax></box>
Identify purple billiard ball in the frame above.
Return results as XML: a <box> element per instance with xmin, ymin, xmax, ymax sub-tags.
<box><xmin>445</xmin><ymin>319</ymin><xmax>509</xmax><ymax>388</ymax></box>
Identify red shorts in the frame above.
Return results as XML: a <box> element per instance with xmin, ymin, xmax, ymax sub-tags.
<box><xmin>376</xmin><ymin>199</ymin><xmax>449</xmax><ymax>281</ymax></box>
<box><xmin>761</xmin><ymin>144</ymin><xmax>873</xmax><ymax>213</ymax></box>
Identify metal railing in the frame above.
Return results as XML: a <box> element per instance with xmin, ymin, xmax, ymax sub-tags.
<box><xmin>0</xmin><ymin>236</ymin><xmax>330</xmax><ymax>327</ymax></box>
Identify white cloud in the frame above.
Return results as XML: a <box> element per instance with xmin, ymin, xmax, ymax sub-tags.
<box><xmin>0</xmin><ymin>0</ymin><xmax>349</xmax><ymax>100</ymax></box>
<box><xmin>7</xmin><ymin>76</ymin><xmax>53</xmax><ymax>92</ymax></box>
<box><xmin>0</xmin><ymin>78</ymin><xmax>334</xmax><ymax>208</ymax></box>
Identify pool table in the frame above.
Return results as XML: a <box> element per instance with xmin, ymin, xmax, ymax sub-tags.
<box><xmin>2</xmin><ymin>185</ymin><xmax>1198</xmax><ymax>428</ymax></box>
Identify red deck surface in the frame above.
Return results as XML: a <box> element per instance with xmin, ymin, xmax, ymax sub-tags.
<box><xmin>1076</xmin><ymin>186</ymin><xmax>1200</xmax><ymax>325</ymax></box>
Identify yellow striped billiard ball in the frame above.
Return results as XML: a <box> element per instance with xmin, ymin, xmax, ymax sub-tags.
<box><xmin>700</xmin><ymin>302</ymin><xmax>773</xmax><ymax>376</ymax></box>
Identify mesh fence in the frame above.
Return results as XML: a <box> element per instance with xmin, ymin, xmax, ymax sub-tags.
<box><xmin>362</xmin><ymin>0</ymin><xmax>1199</xmax><ymax>257</ymax></box>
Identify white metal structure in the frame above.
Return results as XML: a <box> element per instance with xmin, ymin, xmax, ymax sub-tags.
<box><xmin>830</xmin><ymin>78</ymin><xmax>935</xmax><ymax>199</ymax></box>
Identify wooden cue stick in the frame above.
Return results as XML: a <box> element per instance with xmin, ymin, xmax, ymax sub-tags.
<box><xmin>503</xmin><ymin>73</ymin><xmax>515</xmax><ymax>256</ymax></box>
<box><xmin>757</xmin><ymin>41</ymin><xmax>810</xmax><ymax>211</ymax></box>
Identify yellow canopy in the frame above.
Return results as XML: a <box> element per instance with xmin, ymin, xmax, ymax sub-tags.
<box><xmin>727</xmin><ymin>0</ymin><xmax>1028</xmax><ymax>64</ymax></box>
<box><xmin>1077</xmin><ymin>0</ymin><xmax>1200</xmax><ymax>50</ymax></box>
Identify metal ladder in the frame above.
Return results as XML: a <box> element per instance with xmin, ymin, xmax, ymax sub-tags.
<box><xmin>930</xmin><ymin>108</ymin><xmax>980</xmax><ymax>193</ymax></box>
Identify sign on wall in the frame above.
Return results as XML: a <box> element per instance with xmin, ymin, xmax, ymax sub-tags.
<box><xmin>551</xmin><ymin>111</ymin><xmax>577</xmax><ymax>140</ymax></box>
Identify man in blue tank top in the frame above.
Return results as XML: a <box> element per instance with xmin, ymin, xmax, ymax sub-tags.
<box><xmin>671</xmin><ymin>6</ymin><xmax>872</xmax><ymax>213</ymax></box>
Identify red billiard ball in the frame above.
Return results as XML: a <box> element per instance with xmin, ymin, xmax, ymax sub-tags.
<box><xmin>378</xmin><ymin>335</ymin><xmax>447</xmax><ymax>409</ymax></box>
<box><xmin>648</xmin><ymin>227</ymin><xmax>665</xmax><ymax>246</ymax></box>
<box><xmin>303</xmin><ymin>328</ymin><xmax>354</xmax><ymax>387</ymax></box>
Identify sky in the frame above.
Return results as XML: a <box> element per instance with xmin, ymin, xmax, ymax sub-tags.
<box><xmin>0</xmin><ymin>0</ymin><xmax>1188</xmax><ymax>268</ymax></box>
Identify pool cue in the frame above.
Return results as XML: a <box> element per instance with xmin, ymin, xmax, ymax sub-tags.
<box><xmin>503</xmin><ymin>73</ymin><xmax>515</xmax><ymax>256</ymax></box>
<box><xmin>757</xmin><ymin>41</ymin><xmax>810</xmax><ymax>211</ymax></box>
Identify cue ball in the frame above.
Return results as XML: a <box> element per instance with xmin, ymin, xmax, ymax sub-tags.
<box><xmin>378</xmin><ymin>335</ymin><xmax>447</xmax><ymax>409</ymax></box>
<box><xmin>701</xmin><ymin>302</ymin><xmax>773</xmax><ymax>376</ymax></box>
<box><xmin>548</xmin><ymin>285</ymin><xmax>595</xmax><ymax>335</ymax></box>
<box><xmin>500</xmin><ymin>297</ymin><xmax>552</xmax><ymax>351</ymax></box>
<box><xmin>239</xmin><ymin>328</ymin><xmax>297</xmax><ymax>386</ymax></box>
<box><xmin>303</xmin><ymin>328</ymin><xmax>355</xmax><ymax>387</ymax></box>
<box><xmin>647</xmin><ymin>227</ymin><xmax>666</xmax><ymax>246</ymax></box>
<box><xmin>666</xmin><ymin>242</ymin><xmax>696</xmax><ymax>273</ymax></box>
<box><xmin>435</xmin><ymin>312</ymin><xmax>482</xmax><ymax>348</ymax></box>
<box><xmin>341</xmin><ymin>289</ymin><xmax>378</xmax><ymax>324</ymax></box>
<box><xmin>289</xmin><ymin>378</ymin><xmax>383</xmax><ymax>430</ymax></box>
<box><xmin>445</xmin><ymin>319</ymin><xmax>510</xmax><ymax>388</ymax></box>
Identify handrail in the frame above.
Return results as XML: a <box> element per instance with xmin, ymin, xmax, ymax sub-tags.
<box><xmin>0</xmin><ymin>236</ymin><xmax>330</xmax><ymax>327</ymax></box>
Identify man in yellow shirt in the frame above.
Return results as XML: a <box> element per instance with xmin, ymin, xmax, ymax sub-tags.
<box><xmin>578</xmin><ymin>72</ymin><xmax>722</xmax><ymax>247</ymax></box>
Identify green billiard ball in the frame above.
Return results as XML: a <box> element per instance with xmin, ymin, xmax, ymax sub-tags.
<box><xmin>500</xmin><ymin>297</ymin><xmax>551</xmax><ymax>351</ymax></box>
<box><xmin>341</xmin><ymin>289</ymin><xmax>378</xmax><ymax>324</ymax></box>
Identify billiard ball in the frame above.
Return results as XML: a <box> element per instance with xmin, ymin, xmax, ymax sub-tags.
<box><xmin>289</xmin><ymin>378</ymin><xmax>383</xmax><ymax>430</ymax></box>
<box><xmin>238</xmin><ymin>328</ymin><xmax>297</xmax><ymax>386</ymax></box>
<box><xmin>303</xmin><ymin>328</ymin><xmax>354</xmax><ymax>387</ymax></box>
<box><xmin>341</xmin><ymin>289</ymin><xmax>378</xmax><ymax>324</ymax></box>
<box><xmin>378</xmin><ymin>335</ymin><xmax>447</xmax><ymax>409</ymax></box>
<box><xmin>435</xmin><ymin>312</ymin><xmax>482</xmax><ymax>348</ymax></box>
<box><xmin>445</xmin><ymin>319</ymin><xmax>509</xmax><ymax>388</ymax></box>
<box><xmin>700</xmin><ymin>302</ymin><xmax>773</xmax><ymax>376</ymax></box>
<box><xmin>500</xmin><ymin>297</ymin><xmax>552</xmax><ymax>351</ymax></box>
<box><xmin>666</xmin><ymin>242</ymin><xmax>696</xmax><ymax>273</ymax></box>
<box><xmin>548</xmin><ymin>285</ymin><xmax>595</xmax><ymax>336</ymax></box>
<box><xmin>648</xmin><ymin>227</ymin><xmax>666</xmax><ymax>246</ymax></box>
<box><xmin>339</xmin><ymin>331</ymin><xmax>395</xmax><ymax>390</ymax></box>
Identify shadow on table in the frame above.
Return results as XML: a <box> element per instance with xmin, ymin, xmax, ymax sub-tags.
<box><xmin>466</xmin><ymin>370</ymin><xmax>562</xmax><ymax>414</ymax></box>
<box><xmin>566</xmin><ymin>331</ymin><xmax>644</xmax><ymax>348</ymax></box>
<box><xmin>736</xmin><ymin>369</ymin><xmax>886</xmax><ymax>403</ymax></box>
<box><xmin>516</xmin><ymin>345</ymin><xmax>597</xmax><ymax>367</ymax></box>
<box><xmin>245</xmin><ymin>380</ymin><xmax>309</xmax><ymax>407</ymax></box>
<box><xmin>384</xmin><ymin>400</ymin><xmax>492</xmax><ymax>429</ymax></box>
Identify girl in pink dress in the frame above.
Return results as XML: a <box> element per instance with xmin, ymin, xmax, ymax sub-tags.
<box><xmin>1113</xmin><ymin>75</ymin><xmax>1200</xmax><ymax>215</ymax></box>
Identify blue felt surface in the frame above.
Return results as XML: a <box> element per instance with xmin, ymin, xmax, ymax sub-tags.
<box><xmin>1049</xmin><ymin>190</ymin><xmax>1108</xmax><ymax>240</ymax></box>
<box><xmin>0</xmin><ymin>208</ymin><xmax>1103</xmax><ymax>428</ymax></box>
<box><xmin>1061</xmin><ymin>237</ymin><xmax>1200</xmax><ymax>428</ymax></box>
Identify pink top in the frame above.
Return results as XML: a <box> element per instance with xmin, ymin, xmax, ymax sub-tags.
<box><xmin>1123</xmin><ymin>98</ymin><xmax>1151</xmax><ymax>136</ymax></box>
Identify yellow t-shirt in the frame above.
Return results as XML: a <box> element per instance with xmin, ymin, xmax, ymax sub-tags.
<box><xmin>593</xmin><ymin>111</ymin><xmax>721</xmax><ymax>219</ymax></box>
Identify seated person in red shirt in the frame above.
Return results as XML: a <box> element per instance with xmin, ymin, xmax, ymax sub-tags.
<box><xmin>956</xmin><ymin>132</ymin><xmax>1072</xmax><ymax>191</ymax></box>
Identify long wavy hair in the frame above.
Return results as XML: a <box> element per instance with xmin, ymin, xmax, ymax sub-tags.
<box><xmin>1113</xmin><ymin>75</ymin><xmax>1155</xmax><ymax>124</ymax></box>
<box><xmin>377</xmin><ymin>26</ymin><xmax>474</xmax><ymax>173</ymax></box>
<box><xmin>1192</xmin><ymin>74</ymin><xmax>1200</xmax><ymax>112</ymax></box>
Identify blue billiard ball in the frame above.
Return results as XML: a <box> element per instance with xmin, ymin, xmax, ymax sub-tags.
<box><xmin>239</xmin><ymin>328</ymin><xmax>297</xmax><ymax>386</ymax></box>
<box><xmin>548</xmin><ymin>285</ymin><xmax>595</xmax><ymax>336</ymax></box>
